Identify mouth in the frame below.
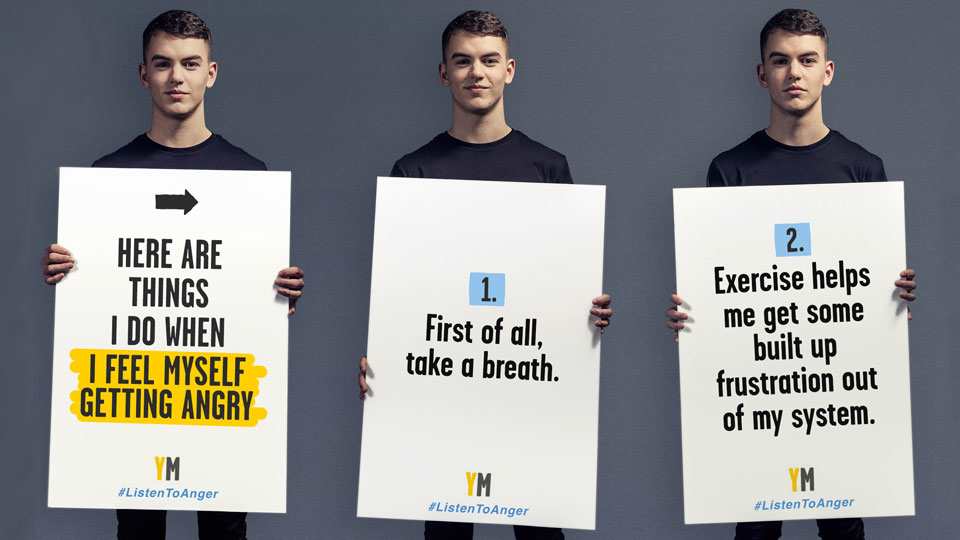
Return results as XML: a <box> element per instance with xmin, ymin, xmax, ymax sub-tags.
<box><xmin>165</xmin><ymin>91</ymin><xmax>189</xmax><ymax>97</ymax></box>
<box><xmin>785</xmin><ymin>86</ymin><xmax>805</xmax><ymax>95</ymax></box>
<box><xmin>465</xmin><ymin>85</ymin><xmax>489</xmax><ymax>91</ymax></box>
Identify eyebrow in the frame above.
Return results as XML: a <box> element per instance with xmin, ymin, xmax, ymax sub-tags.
<box><xmin>450</xmin><ymin>51</ymin><xmax>503</xmax><ymax>60</ymax></box>
<box><xmin>767</xmin><ymin>51</ymin><xmax>821</xmax><ymax>60</ymax></box>
<box><xmin>150</xmin><ymin>54</ymin><xmax>203</xmax><ymax>62</ymax></box>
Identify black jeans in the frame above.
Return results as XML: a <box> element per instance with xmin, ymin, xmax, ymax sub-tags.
<box><xmin>425</xmin><ymin>521</ymin><xmax>564</xmax><ymax>540</ymax></box>
<box><xmin>116</xmin><ymin>509</ymin><xmax>247</xmax><ymax>540</ymax></box>
<box><xmin>734</xmin><ymin>518</ymin><xmax>864</xmax><ymax>540</ymax></box>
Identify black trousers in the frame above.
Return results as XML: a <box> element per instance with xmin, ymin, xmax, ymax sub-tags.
<box><xmin>425</xmin><ymin>521</ymin><xmax>564</xmax><ymax>540</ymax></box>
<box><xmin>734</xmin><ymin>518</ymin><xmax>865</xmax><ymax>540</ymax></box>
<box><xmin>116</xmin><ymin>509</ymin><xmax>247</xmax><ymax>540</ymax></box>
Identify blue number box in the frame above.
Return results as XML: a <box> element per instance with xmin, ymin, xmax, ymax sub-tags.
<box><xmin>774</xmin><ymin>223</ymin><xmax>812</xmax><ymax>257</ymax></box>
<box><xmin>469</xmin><ymin>273</ymin><xmax>505</xmax><ymax>306</ymax></box>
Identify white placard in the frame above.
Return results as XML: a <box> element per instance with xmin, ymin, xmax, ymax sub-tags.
<box><xmin>358</xmin><ymin>177</ymin><xmax>605</xmax><ymax>530</ymax></box>
<box><xmin>48</xmin><ymin>167</ymin><xmax>290</xmax><ymax>512</ymax></box>
<box><xmin>674</xmin><ymin>182</ymin><xmax>914</xmax><ymax>524</ymax></box>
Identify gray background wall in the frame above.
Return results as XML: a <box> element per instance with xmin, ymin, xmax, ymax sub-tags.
<box><xmin>1</xmin><ymin>1</ymin><xmax>957</xmax><ymax>538</ymax></box>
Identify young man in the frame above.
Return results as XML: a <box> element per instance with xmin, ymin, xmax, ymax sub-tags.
<box><xmin>357</xmin><ymin>10</ymin><xmax>612</xmax><ymax>540</ymax></box>
<box><xmin>665</xmin><ymin>9</ymin><xmax>916</xmax><ymax>540</ymax></box>
<box><xmin>42</xmin><ymin>10</ymin><xmax>304</xmax><ymax>540</ymax></box>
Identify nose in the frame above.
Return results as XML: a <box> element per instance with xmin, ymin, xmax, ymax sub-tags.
<box><xmin>169</xmin><ymin>62</ymin><xmax>185</xmax><ymax>85</ymax></box>
<box><xmin>787</xmin><ymin>59</ymin><xmax>801</xmax><ymax>80</ymax></box>
<box><xmin>467</xmin><ymin>59</ymin><xmax>485</xmax><ymax>81</ymax></box>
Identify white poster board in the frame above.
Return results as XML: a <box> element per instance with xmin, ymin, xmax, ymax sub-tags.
<box><xmin>673</xmin><ymin>182</ymin><xmax>914</xmax><ymax>524</ymax></box>
<box><xmin>358</xmin><ymin>177</ymin><xmax>605</xmax><ymax>529</ymax></box>
<box><xmin>49</xmin><ymin>167</ymin><xmax>290</xmax><ymax>512</ymax></box>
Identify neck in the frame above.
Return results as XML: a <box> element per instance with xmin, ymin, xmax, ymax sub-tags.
<box><xmin>147</xmin><ymin>105</ymin><xmax>212</xmax><ymax>148</ymax></box>
<box><xmin>448</xmin><ymin>100</ymin><xmax>511</xmax><ymax>144</ymax></box>
<box><xmin>765</xmin><ymin>99</ymin><xmax>829</xmax><ymax>146</ymax></box>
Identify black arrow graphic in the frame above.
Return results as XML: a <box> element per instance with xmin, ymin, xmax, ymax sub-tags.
<box><xmin>155</xmin><ymin>189</ymin><xmax>198</xmax><ymax>214</ymax></box>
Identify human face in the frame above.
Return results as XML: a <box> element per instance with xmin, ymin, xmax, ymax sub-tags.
<box><xmin>139</xmin><ymin>32</ymin><xmax>217</xmax><ymax>119</ymax></box>
<box><xmin>440</xmin><ymin>31</ymin><xmax>515</xmax><ymax>115</ymax></box>
<box><xmin>757</xmin><ymin>30</ymin><xmax>833</xmax><ymax>116</ymax></box>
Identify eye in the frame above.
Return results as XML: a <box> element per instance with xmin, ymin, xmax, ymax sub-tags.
<box><xmin>185</xmin><ymin>61</ymin><xmax>200</xmax><ymax>70</ymax></box>
<box><xmin>483</xmin><ymin>58</ymin><xmax>499</xmax><ymax>65</ymax></box>
<box><xmin>154</xmin><ymin>61</ymin><xmax>170</xmax><ymax>69</ymax></box>
<box><xmin>802</xmin><ymin>57</ymin><xmax>817</xmax><ymax>65</ymax></box>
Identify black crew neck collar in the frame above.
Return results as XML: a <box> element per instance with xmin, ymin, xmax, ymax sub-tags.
<box><xmin>760</xmin><ymin>129</ymin><xmax>834</xmax><ymax>153</ymax></box>
<box><xmin>140</xmin><ymin>133</ymin><xmax>219</xmax><ymax>154</ymax></box>
<box><xmin>442</xmin><ymin>129</ymin><xmax>517</xmax><ymax>150</ymax></box>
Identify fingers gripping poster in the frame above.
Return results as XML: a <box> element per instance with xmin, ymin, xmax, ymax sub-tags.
<box><xmin>49</xmin><ymin>167</ymin><xmax>290</xmax><ymax>512</ymax></box>
<box><xmin>358</xmin><ymin>178</ymin><xmax>605</xmax><ymax>530</ymax></box>
<box><xmin>673</xmin><ymin>182</ymin><xmax>914</xmax><ymax>524</ymax></box>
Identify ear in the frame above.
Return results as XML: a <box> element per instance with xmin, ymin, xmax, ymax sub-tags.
<box><xmin>823</xmin><ymin>59</ymin><xmax>835</xmax><ymax>87</ymax></box>
<box><xmin>139</xmin><ymin>63</ymin><xmax>149</xmax><ymax>88</ymax></box>
<box><xmin>504</xmin><ymin>57</ymin><xmax>516</xmax><ymax>86</ymax></box>
<box><xmin>206</xmin><ymin>60</ymin><xmax>218</xmax><ymax>89</ymax></box>
<box><xmin>756</xmin><ymin>62</ymin><xmax>768</xmax><ymax>88</ymax></box>
<box><xmin>439</xmin><ymin>62</ymin><xmax>450</xmax><ymax>86</ymax></box>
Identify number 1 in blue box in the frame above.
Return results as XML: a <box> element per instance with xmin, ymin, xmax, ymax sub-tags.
<box><xmin>469</xmin><ymin>273</ymin><xmax>505</xmax><ymax>306</ymax></box>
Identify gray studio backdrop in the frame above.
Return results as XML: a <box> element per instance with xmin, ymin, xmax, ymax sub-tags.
<box><xmin>2</xmin><ymin>1</ymin><xmax>957</xmax><ymax>538</ymax></box>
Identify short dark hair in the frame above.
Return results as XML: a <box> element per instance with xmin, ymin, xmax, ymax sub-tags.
<box><xmin>441</xmin><ymin>10</ymin><xmax>508</xmax><ymax>61</ymax></box>
<box><xmin>142</xmin><ymin>10</ymin><xmax>212</xmax><ymax>62</ymax></box>
<box><xmin>760</xmin><ymin>9</ymin><xmax>828</xmax><ymax>59</ymax></box>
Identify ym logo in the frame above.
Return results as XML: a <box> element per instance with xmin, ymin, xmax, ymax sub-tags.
<box><xmin>155</xmin><ymin>456</ymin><xmax>180</xmax><ymax>481</ymax></box>
<box><xmin>465</xmin><ymin>471</ymin><xmax>491</xmax><ymax>497</ymax></box>
<box><xmin>788</xmin><ymin>466</ymin><xmax>814</xmax><ymax>492</ymax></box>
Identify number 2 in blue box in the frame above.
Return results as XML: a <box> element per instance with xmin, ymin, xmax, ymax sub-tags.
<box><xmin>469</xmin><ymin>273</ymin><xmax>505</xmax><ymax>306</ymax></box>
<box><xmin>774</xmin><ymin>223</ymin><xmax>811</xmax><ymax>257</ymax></box>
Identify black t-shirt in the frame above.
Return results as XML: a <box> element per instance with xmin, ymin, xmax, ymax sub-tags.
<box><xmin>390</xmin><ymin>130</ymin><xmax>572</xmax><ymax>183</ymax></box>
<box><xmin>707</xmin><ymin>130</ymin><xmax>886</xmax><ymax>187</ymax></box>
<box><xmin>93</xmin><ymin>133</ymin><xmax>266</xmax><ymax>171</ymax></box>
